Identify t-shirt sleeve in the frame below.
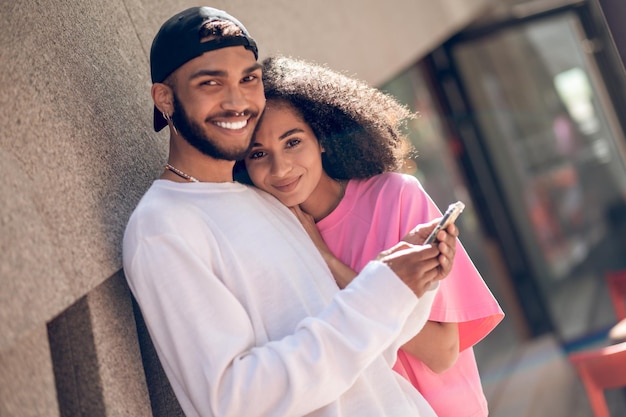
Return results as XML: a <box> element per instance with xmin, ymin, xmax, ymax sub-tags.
<box><xmin>394</xmin><ymin>175</ymin><xmax>504</xmax><ymax>351</ymax></box>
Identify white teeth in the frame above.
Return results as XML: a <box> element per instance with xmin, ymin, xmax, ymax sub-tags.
<box><xmin>215</xmin><ymin>120</ymin><xmax>247</xmax><ymax>130</ymax></box>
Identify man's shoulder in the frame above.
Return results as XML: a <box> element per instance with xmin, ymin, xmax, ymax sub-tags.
<box><xmin>124</xmin><ymin>182</ymin><xmax>284</xmax><ymax>236</ymax></box>
<box><xmin>123</xmin><ymin>181</ymin><xmax>202</xmax><ymax>237</ymax></box>
<box><xmin>128</xmin><ymin>181</ymin><xmax>177</xmax><ymax>219</ymax></box>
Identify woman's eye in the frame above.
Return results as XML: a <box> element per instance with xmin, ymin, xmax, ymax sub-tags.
<box><xmin>286</xmin><ymin>138</ymin><xmax>301</xmax><ymax>148</ymax></box>
<box><xmin>248</xmin><ymin>150</ymin><xmax>266</xmax><ymax>160</ymax></box>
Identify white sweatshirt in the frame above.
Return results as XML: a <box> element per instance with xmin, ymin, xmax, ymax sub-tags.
<box><xmin>123</xmin><ymin>180</ymin><xmax>438</xmax><ymax>417</ymax></box>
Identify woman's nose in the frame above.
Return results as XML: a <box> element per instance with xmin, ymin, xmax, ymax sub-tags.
<box><xmin>270</xmin><ymin>155</ymin><xmax>292</xmax><ymax>177</ymax></box>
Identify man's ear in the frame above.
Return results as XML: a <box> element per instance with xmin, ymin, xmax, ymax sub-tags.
<box><xmin>152</xmin><ymin>83</ymin><xmax>174</xmax><ymax>115</ymax></box>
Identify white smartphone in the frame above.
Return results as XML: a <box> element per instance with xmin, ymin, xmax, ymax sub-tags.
<box><xmin>424</xmin><ymin>201</ymin><xmax>465</xmax><ymax>244</ymax></box>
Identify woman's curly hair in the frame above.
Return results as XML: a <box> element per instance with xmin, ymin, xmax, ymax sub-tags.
<box><xmin>254</xmin><ymin>56</ymin><xmax>415</xmax><ymax>180</ymax></box>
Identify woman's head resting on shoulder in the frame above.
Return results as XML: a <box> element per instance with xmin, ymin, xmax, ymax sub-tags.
<box><xmin>234</xmin><ymin>56</ymin><xmax>416</xmax><ymax>209</ymax></box>
<box><xmin>243</xmin><ymin>98</ymin><xmax>332</xmax><ymax>208</ymax></box>
<box><xmin>245</xmin><ymin>56</ymin><xmax>415</xmax><ymax>176</ymax></box>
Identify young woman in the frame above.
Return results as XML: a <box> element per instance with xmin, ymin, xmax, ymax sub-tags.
<box><xmin>236</xmin><ymin>56</ymin><xmax>504</xmax><ymax>417</ymax></box>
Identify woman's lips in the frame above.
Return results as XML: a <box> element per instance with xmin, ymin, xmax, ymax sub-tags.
<box><xmin>272</xmin><ymin>177</ymin><xmax>300</xmax><ymax>193</ymax></box>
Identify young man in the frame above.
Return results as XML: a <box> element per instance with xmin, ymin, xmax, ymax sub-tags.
<box><xmin>123</xmin><ymin>6</ymin><xmax>457</xmax><ymax>417</ymax></box>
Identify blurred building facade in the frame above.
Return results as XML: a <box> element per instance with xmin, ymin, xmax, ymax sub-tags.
<box><xmin>383</xmin><ymin>0</ymin><xmax>626</xmax><ymax>350</ymax></box>
<box><xmin>1</xmin><ymin>0</ymin><xmax>625</xmax><ymax>416</ymax></box>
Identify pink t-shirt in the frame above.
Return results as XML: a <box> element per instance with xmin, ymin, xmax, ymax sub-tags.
<box><xmin>316</xmin><ymin>172</ymin><xmax>504</xmax><ymax>417</ymax></box>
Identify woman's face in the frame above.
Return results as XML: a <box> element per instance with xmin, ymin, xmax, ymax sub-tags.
<box><xmin>244</xmin><ymin>101</ymin><xmax>325</xmax><ymax>208</ymax></box>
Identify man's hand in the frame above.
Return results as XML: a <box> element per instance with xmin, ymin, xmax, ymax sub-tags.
<box><xmin>377</xmin><ymin>218</ymin><xmax>459</xmax><ymax>297</ymax></box>
<box><xmin>377</xmin><ymin>242</ymin><xmax>442</xmax><ymax>298</ymax></box>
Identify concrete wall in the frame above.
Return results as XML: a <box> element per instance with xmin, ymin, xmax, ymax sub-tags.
<box><xmin>0</xmin><ymin>0</ymin><xmax>495</xmax><ymax>415</ymax></box>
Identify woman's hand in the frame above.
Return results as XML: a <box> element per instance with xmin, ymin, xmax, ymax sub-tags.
<box><xmin>290</xmin><ymin>205</ymin><xmax>357</xmax><ymax>288</ymax></box>
<box><xmin>290</xmin><ymin>205</ymin><xmax>329</xmax><ymax>254</ymax></box>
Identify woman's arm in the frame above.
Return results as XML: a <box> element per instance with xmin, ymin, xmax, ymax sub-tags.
<box><xmin>292</xmin><ymin>204</ymin><xmax>460</xmax><ymax>372</ymax></box>
<box><xmin>401</xmin><ymin>321</ymin><xmax>459</xmax><ymax>373</ymax></box>
<box><xmin>400</xmin><ymin>219</ymin><xmax>461</xmax><ymax>372</ymax></box>
<box><xmin>290</xmin><ymin>205</ymin><xmax>357</xmax><ymax>288</ymax></box>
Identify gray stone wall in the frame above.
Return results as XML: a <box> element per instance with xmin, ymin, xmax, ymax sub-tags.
<box><xmin>0</xmin><ymin>1</ymin><xmax>495</xmax><ymax>415</ymax></box>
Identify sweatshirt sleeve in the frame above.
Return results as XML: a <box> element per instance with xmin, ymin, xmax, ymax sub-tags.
<box><xmin>124</xmin><ymin>228</ymin><xmax>424</xmax><ymax>417</ymax></box>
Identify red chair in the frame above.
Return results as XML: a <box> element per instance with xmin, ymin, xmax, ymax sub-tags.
<box><xmin>569</xmin><ymin>341</ymin><xmax>626</xmax><ymax>417</ymax></box>
<box><xmin>606</xmin><ymin>270</ymin><xmax>626</xmax><ymax>321</ymax></box>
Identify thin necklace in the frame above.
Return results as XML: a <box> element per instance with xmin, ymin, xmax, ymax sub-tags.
<box><xmin>164</xmin><ymin>163</ymin><xmax>199</xmax><ymax>183</ymax></box>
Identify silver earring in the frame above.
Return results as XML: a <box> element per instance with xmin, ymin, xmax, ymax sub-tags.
<box><xmin>163</xmin><ymin>111</ymin><xmax>178</xmax><ymax>135</ymax></box>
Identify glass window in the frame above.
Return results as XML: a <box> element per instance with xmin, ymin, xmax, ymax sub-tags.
<box><xmin>452</xmin><ymin>11</ymin><xmax>626</xmax><ymax>342</ymax></box>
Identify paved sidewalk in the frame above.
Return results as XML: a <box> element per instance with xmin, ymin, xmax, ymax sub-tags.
<box><xmin>475</xmin><ymin>332</ymin><xmax>626</xmax><ymax>416</ymax></box>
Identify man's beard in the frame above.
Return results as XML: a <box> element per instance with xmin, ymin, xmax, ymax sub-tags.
<box><xmin>171</xmin><ymin>93</ymin><xmax>254</xmax><ymax>161</ymax></box>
